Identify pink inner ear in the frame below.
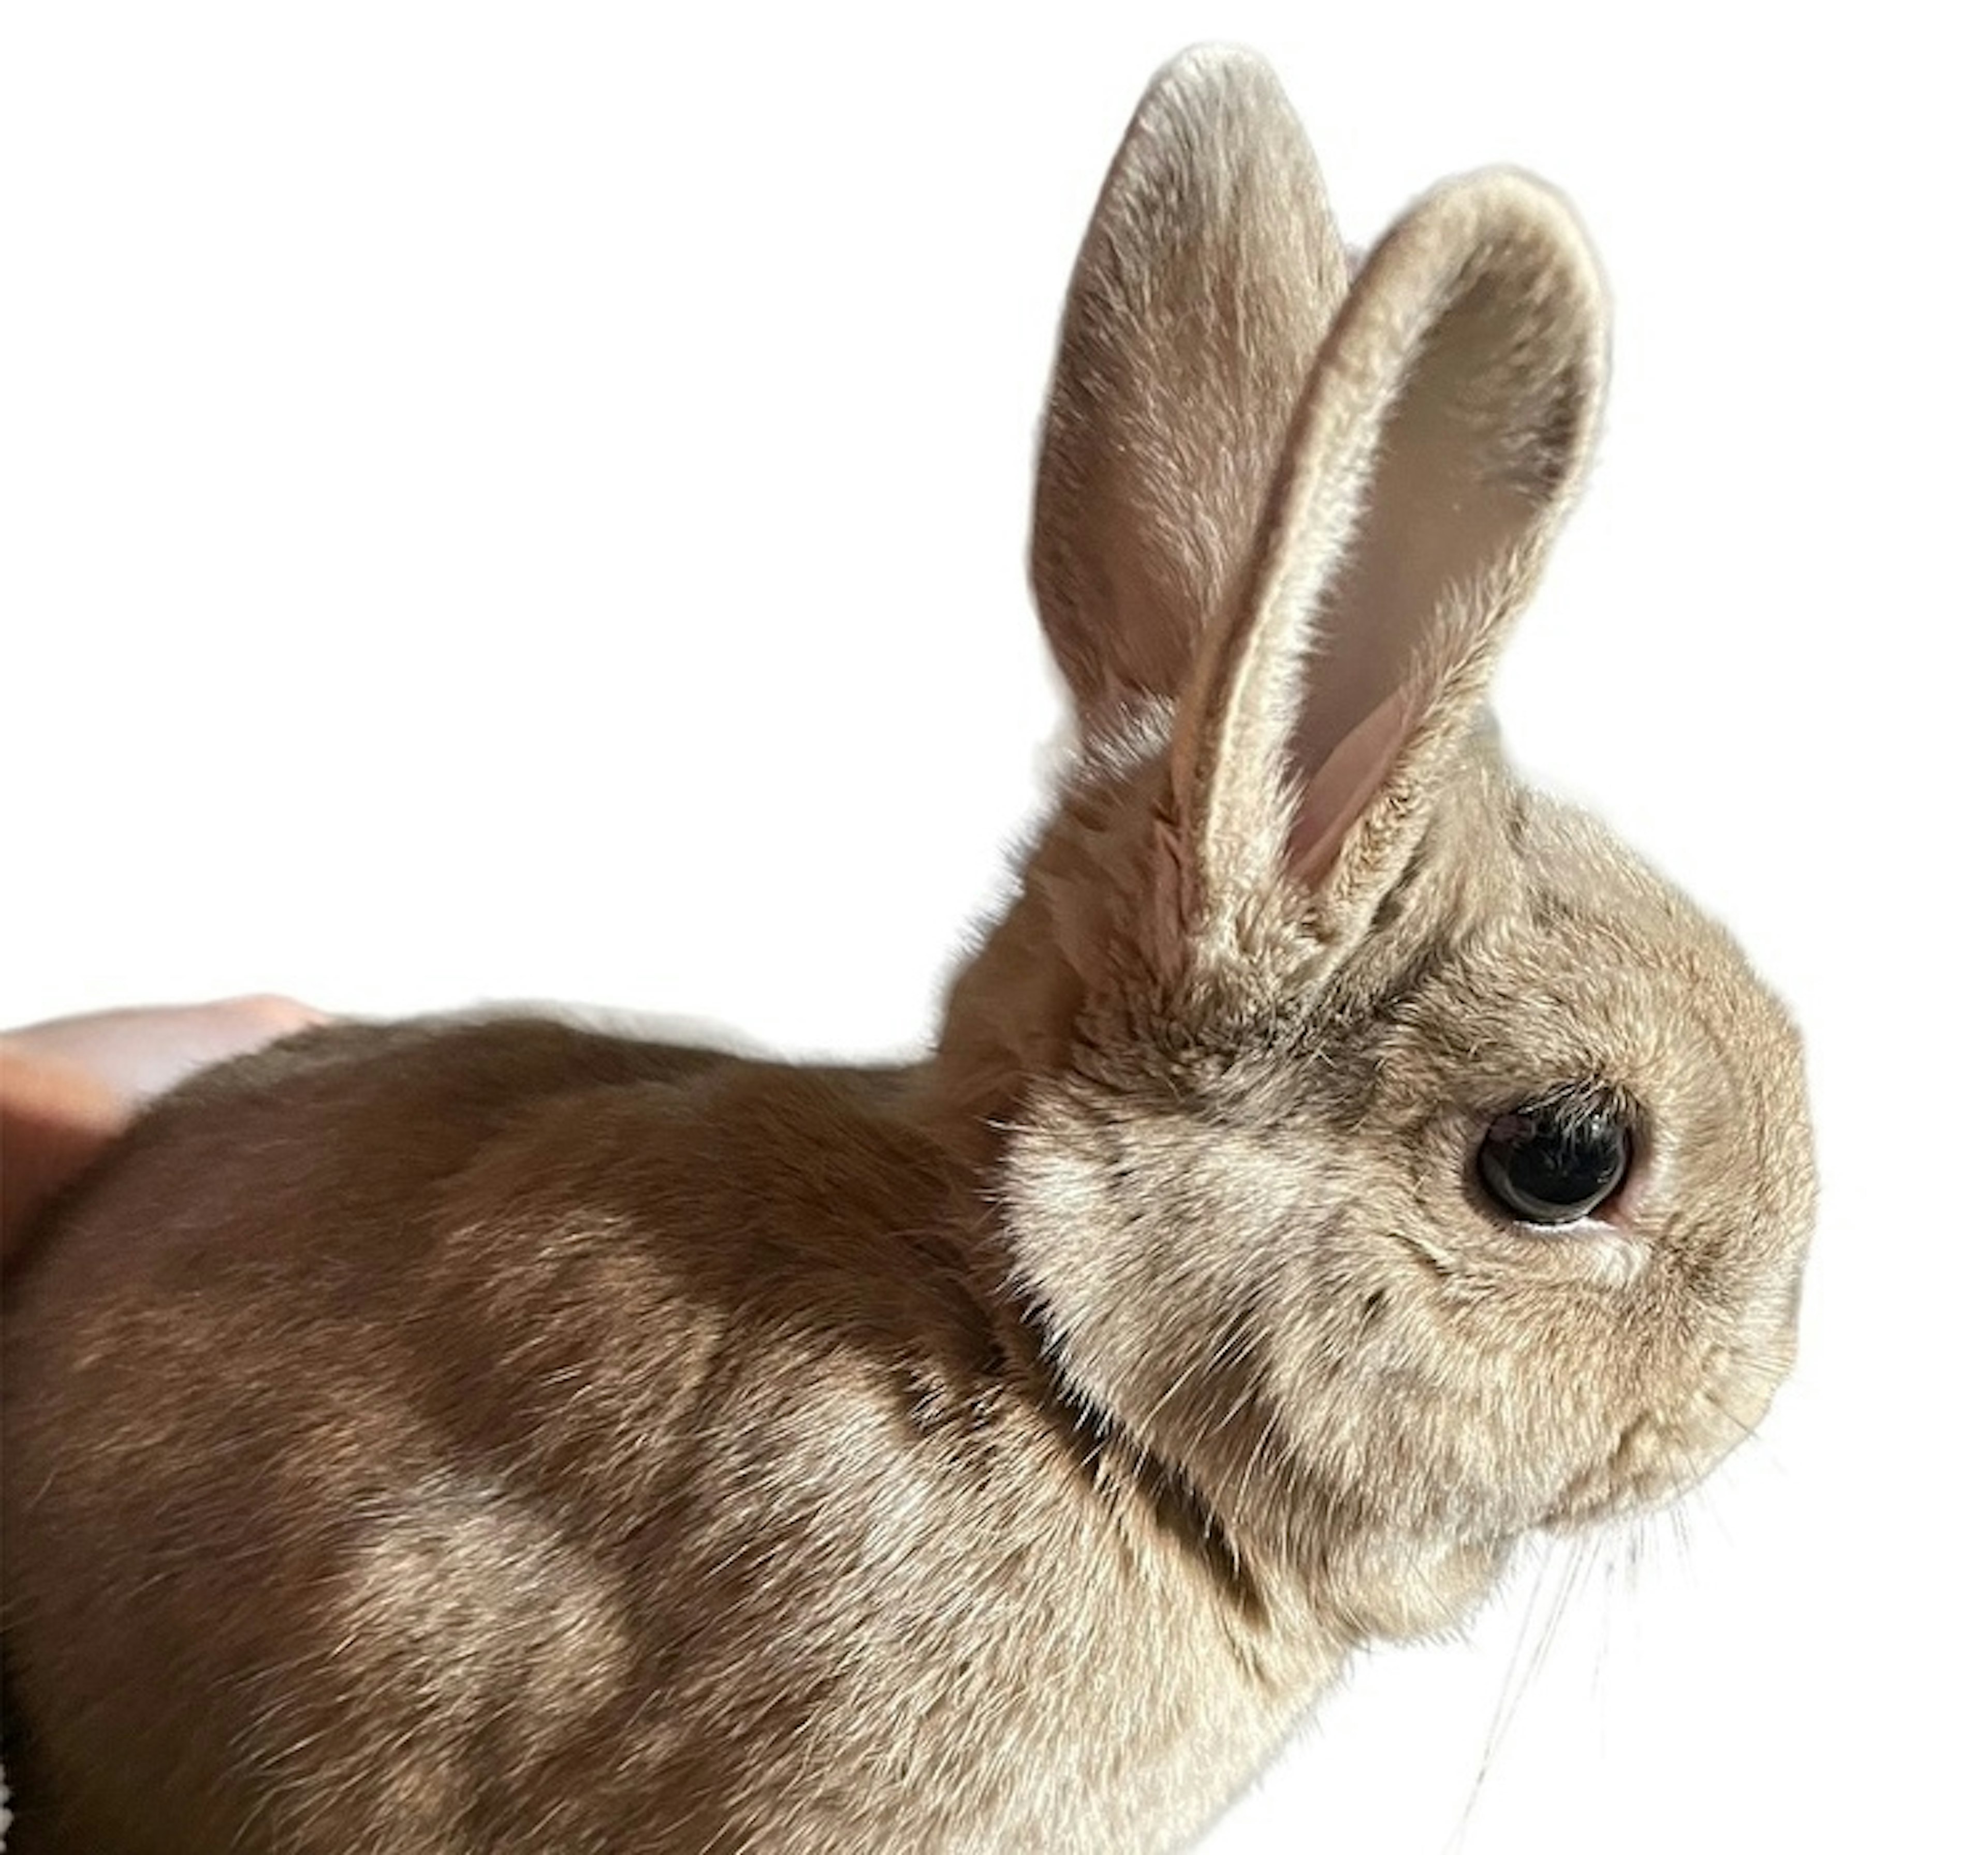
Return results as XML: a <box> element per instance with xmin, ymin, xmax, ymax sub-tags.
<box><xmin>1289</xmin><ymin>684</ymin><xmax>1417</xmax><ymax>885</ymax></box>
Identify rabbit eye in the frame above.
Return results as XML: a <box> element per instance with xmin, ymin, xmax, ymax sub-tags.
<box><xmin>1477</xmin><ymin>1102</ymin><xmax>1630</xmax><ymax>1226</ymax></box>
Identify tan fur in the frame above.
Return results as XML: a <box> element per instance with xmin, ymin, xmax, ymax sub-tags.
<box><xmin>1</xmin><ymin>48</ymin><xmax>1815</xmax><ymax>1854</ymax></box>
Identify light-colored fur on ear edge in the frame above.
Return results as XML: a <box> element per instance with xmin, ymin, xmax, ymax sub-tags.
<box><xmin>1166</xmin><ymin>171</ymin><xmax>1610</xmax><ymax>963</ymax></box>
<box><xmin>1030</xmin><ymin>47</ymin><xmax>1350</xmax><ymax>727</ymax></box>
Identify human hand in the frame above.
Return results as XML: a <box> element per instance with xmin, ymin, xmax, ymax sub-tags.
<box><xmin>0</xmin><ymin>996</ymin><xmax>327</xmax><ymax>1258</ymax></box>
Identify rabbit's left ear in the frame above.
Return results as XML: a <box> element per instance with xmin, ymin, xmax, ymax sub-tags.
<box><xmin>1168</xmin><ymin>172</ymin><xmax>1609</xmax><ymax>955</ymax></box>
<box><xmin>1031</xmin><ymin>49</ymin><xmax>1350</xmax><ymax>729</ymax></box>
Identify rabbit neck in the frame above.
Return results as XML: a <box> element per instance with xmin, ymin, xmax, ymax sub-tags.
<box><xmin>929</xmin><ymin>715</ymin><xmax>1182</xmax><ymax>1163</ymax></box>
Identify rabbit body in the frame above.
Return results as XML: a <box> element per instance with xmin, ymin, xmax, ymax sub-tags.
<box><xmin>4</xmin><ymin>1019</ymin><xmax>1336</xmax><ymax>1852</ymax></box>
<box><xmin>2</xmin><ymin>46</ymin><xmax>1816</xmax><ymax>1855</ymax></box>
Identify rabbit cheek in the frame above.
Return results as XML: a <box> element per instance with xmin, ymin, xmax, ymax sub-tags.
<box><xmin>1513</xmin><ymin>1245</ymin><xmax>1795</xmax><ymax>1529</ymax></box>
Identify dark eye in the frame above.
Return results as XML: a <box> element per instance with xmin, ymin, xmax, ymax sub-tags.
<box><xmin>1477</xmin><ymin>1101</ymin><xmax>1631</xmax><ymax>1226</ymax></box>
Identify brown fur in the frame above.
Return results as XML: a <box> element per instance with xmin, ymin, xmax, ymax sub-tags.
<box><xmin>2</xmin><ymin>48</ymin><xmax>1814</xmax><ymax>1854</ymax></box>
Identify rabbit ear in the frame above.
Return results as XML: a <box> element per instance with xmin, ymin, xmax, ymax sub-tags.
<box><xmin>1167</xmin><ymin>171</ymin><xmax>1609</xmax><ymax>952</ymax></box>
<box><xmin>1031</xmin><ymin>48</ymin><xmax>1350</xmax><ymax>727</ymax></box>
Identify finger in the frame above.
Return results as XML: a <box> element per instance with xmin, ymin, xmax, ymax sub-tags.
<box><xmin>3</xmin><ymin>995</ymin><xmax>331</xmax><ymax>1105</ymax></box>
<box><xmin>0</xmin><ymin>995</ymin><xmax>329</xmax><ymax>1259</ymax></box>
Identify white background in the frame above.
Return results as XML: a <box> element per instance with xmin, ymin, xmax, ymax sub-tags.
<box><xmin>3</xmin><ymin>4</ymin><xmax>1979</xmax><ymax>1850</ymax></box>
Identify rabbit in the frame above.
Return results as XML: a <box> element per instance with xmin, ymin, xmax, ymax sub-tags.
<box><xmin>1</xmin><ymin>44</ymin><xmax>1816</xmax><ymax>1855</ymax></box>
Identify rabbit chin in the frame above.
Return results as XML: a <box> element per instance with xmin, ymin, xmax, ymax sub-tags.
<box><xmin>1542</xmin><ymin>1321</ymin><xmax>1800</xmax><ymax>1533</ymax></box>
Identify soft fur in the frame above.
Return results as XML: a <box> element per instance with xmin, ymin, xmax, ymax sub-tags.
<box><xmin>1</xmin><ymin>48</ymin><xmax>1815</xmax><ymax>1854</ymax></box>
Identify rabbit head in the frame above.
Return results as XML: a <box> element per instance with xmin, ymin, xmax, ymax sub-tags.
<box><xmin>936</xmin><ymin>49</ymin><xmax>1815</xmax><ymax>1636</ymax></box>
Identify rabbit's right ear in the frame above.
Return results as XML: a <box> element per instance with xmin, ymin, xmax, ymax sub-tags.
<box><xmin>1168</xmin><ymin>174</ymin><xmax>1608</xmax><ymax>960</ymax></box>
<box><xmin>1031</xmin><ymin>49</ymin><xmax>1349</xmax><ymax>727</ymax></box>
